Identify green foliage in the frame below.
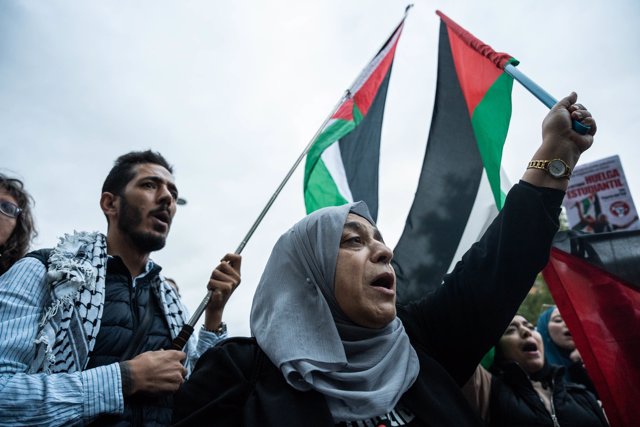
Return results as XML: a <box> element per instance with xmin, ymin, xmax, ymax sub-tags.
<box><xmin>518</xmin><ymin>273</ymin><xmax>556</xmax><ymax>325</ymax></box>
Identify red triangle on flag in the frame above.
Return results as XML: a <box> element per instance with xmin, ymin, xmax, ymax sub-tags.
<box><xmin>436</xmin><ymin>11</ymin><xmax>515</xmax><ymax>117</ymax></box>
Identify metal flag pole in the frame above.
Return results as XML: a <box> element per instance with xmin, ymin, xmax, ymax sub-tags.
<box><xmin>170</xmin><ymin>6</ymin><xmax>413</xmax><ymax>350</ymax></box>
<box><xmin>504</xmin><ymin>63</ymin><xmax>590</xmax><ymax>135</ymax></box>
<box><xmin>169</xmin><ymin>89</ymin><xmax>348</xmax><ymax>349</ymax></box>
<box><xmin>435</xmin><ymin>10</ymin><xmax>588</xmax><ymax>135</ymax></box>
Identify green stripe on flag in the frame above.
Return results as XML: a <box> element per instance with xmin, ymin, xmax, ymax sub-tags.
<box><xmin>304</xmin><ymin>158</ymin><xmax>350</xmax><ymax>212</ymax></box>
<box><xmin>304</xmin><ymin>119</ymin><xmax>355</xmax><ymax>183</ymax></box>
<box><xmin>304</xmin><ymin>118</ymin><xmax>355</xmax><ymax>213</ymax></box>
<box><xmin>471</xmin><ymin>70</ymin><xmax>515</xmax><ymax>209</ymax></box>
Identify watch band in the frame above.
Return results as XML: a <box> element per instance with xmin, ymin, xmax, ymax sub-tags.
<box><xmin>527</xmin><ymin>160</ymin><xmax>550</xmax><ymax>171</ymax></box>
<box><xmin>527</xmin><ymin>158</ymin><xmax>571</xmax><ymax>179</ymax></box>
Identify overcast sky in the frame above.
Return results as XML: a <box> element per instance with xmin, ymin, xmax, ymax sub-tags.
<box><xmin>2</xmin><ymin>0</ymin><xmax>639</xmax><ymax>336</ymax></box>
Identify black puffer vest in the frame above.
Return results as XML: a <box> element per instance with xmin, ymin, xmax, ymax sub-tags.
<box><xmin>26</xmin><ymin>249</ymin><xmax>173</xmax><ymax>426</ymax></box>
<box><xmin>86</xmin><ymin>256</ymin><xmax>174</xmax><ymax>427</ymax></box>
<box><xmin>488</xmin><ymin>363</ymin><xmax>608</xmax><ymax>427</ymax></box>
<box><xmin>27</xmin><ymin>250</ymin><xmax>175</xmax><ymax>426</ymax></box>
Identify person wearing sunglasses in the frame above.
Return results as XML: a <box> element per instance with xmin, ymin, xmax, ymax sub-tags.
<box><xmin>0</xmin><ymin>174</ymin><xmax>37</xmax><ymax>276</ymax></box>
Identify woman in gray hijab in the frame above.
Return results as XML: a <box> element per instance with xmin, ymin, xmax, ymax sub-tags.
<box><xmin>173</xmin><ymin>94</ymin><xmax>596</xmax><ymax>426</ymax></box>
<box><xmin>250</xmin><ymin>201</ymin><xmax>420</xmax><ymax>421</ymax></box>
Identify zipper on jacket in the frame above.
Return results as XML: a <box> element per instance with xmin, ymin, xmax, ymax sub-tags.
<box><xmin>549</xmin><ymin>377</ymin><xmax>560</xmax><ymax>427</ymax></box>
<box><xmin>548</xmin><ymin>397</ymin><xmax>560</xmax><ymax>427</ymax></box>
<box><xmin>533</xmin><ymin>393</ymin><xmax>560</xmax><ymax>427</ymax></box>
<box><xmin>129</xmin><ymin>275</ymin><xmax>144</xmax><ymax>427</ymax></box>
<box><xmin>130</xmin><ymin>275</ymin><xmax>140</xmax><ymax>340</ymax></box>
<box><xmin>532</xmin><ymin>376</ymin><xmax>560</xmax><ymax>427</ymax></box>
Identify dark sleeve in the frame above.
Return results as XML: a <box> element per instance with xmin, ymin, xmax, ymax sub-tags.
<box><xmin>172</xmin><ymin>338</ymin><xmax>334</xmax><ymax>427</ymax></box>
<box><xmin>568</xmin><ymin>362</ymin><xmax>598</xmax><ymax>397</ymax></box>
<box><xmin>172</xmin><ymin>339</ymin><xmax>257</xmax><ymax>426</ymax></box>
<box><xmin>398</xmin><ymin>181</ymin><xmax>564</xmax><ymax>385</ymax></box>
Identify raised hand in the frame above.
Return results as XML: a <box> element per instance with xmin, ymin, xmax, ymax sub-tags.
<box><xmin>203</xmin><ymin>253</ymin><xmax>242</xmax><ymax>331</ymax></box>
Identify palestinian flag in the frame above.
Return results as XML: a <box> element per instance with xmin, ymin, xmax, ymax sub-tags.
<box><xmin>543</xmin><ymin>230</ymin><xmax>640</xmax><ymax>427</ymax></box>
<box><xmin>303</xmin><ymin>14</ymin><xmax>407</xmax><ymax>221</ymax></box>
<box><xmin>393</xmin><ymin>11</ymin><xmax>518</xmax><ymax>302</ymax></box>
<box><xmin>578</xmin><ymin>193</ymin><xmax>600</xmax><ymax>218</ymax></box>
<box><xmin>572</xmin><ymin>193</ymin><xmax>602</xmax><ymax>233</ymax></box>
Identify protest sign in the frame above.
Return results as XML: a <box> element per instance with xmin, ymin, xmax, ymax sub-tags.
<box><xmin>564</xmin><ymin>155</ymin><xmax>639</xmax><ymax>234</ymax></box>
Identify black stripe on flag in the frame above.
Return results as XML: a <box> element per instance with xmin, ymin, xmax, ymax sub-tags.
<box><xmin>392</xmin><ymin>22</ymin><xmax>485</xmax><ymax>303</ymax></box>
<box><xmin>338</xmin><ymin>66</ymin><xmax>393</xmax><ymax>222</ymax></box>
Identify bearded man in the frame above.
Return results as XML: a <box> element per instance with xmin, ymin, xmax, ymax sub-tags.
<box><xmin>0</xmin><ymin>150</ymin><xmax>241</xmax><ymax>426</ymax></box>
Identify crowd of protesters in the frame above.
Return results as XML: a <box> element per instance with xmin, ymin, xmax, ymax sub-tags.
<box><xmin>171</xmin><ymin>94</ymin><xmax>606</xmax><ymax>426</ymax></box>
<box><xmin>0</xmin><ymin>93</ymin><xmax>609</xmax><ymax>426</ymax></box>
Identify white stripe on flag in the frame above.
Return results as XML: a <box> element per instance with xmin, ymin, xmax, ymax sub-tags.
<box><xmin>321</xmin><ymin>142</ymin><xmax>354</xmax><ymax>203</ymax></box>
<box><xmin>447</xmin><ymin>168</ymin><xmax>512</xmax><ymax>274</ymax></box>
<box><xmin>348</xmin><ymin>24</ymin><xmax>403</xmax><ymax>95</ymax></box>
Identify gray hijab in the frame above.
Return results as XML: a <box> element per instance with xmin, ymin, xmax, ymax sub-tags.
<box><xmin>250</xmin><ymin>201</ymin><xmax>419</xmax><ymax>422</ymax></box>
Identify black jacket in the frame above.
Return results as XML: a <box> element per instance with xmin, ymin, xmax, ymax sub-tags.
<box><xmin>173</xmin><ymin>182</ymin><xmax>563</xmax><ymax>426</ymax></box>
<box><xmin>488</xmin><ymin>363</ymin><xmax>608</xmax><ymax>427</ymax></box>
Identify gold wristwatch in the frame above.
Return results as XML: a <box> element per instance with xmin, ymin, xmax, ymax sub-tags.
<box><xmin>527</xmin><ymin>159</ymin><xmax>571</xmax><ymax>179</ymax></box>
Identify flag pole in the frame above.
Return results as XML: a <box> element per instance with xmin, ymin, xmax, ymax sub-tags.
<box><xmin>435</xmin><ymin>10</ymin><xmax>589</xmax><ymax>135</ymax></box>
<box><xmin>234</xmin><ymin>3</ymin><xmax>412</xmax><ymax>255</ymax></box>
<box><xmin>170</xmin><ymin>6</ymin><xmax>413</xmax><ymax>350</ymax></box>
<box><xmin>503</xmin><ymin>63</ymin><xmax>590</xmax><ymax>135</ymax></box>
<box><xmin>169</xmin><ymin>91</ymin><xmax>348</xmax><ymax>350</ymax></box>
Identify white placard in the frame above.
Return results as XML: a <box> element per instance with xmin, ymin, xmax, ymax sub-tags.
<box><xmin>563</xmin><ymin>155</ymin><xmax>639</xmax><ymax>234</ymax></box>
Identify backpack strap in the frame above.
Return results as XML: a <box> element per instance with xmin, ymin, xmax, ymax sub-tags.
<box><xmin>25</xmin><ymin>248</ymin><xmax>53</xmax><ymax>269</ymax></box>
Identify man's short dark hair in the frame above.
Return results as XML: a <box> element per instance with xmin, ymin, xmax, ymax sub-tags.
<box><xmin>102</xmin><ymin>150</ymin><xmax>173</xmax><ymax>196</ymax></box>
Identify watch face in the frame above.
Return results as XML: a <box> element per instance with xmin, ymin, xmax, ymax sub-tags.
<box><xmin>548</xmin><ymin>159</ymin><xmax>567</xmax><ymax>177</ymax></box>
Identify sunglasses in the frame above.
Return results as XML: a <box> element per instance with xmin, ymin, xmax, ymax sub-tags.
<box><xmin>0</xmin><ymin>200</ymin><xmax>22</xmax><ymax>219</ymax></box>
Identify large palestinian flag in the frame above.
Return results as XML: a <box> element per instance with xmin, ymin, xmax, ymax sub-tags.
<box><xmin>303</xmin><ymin>14</ymin><xmax>407</xmax><ymax>221</ymax></box>
<box><xmin>543</xmin><ymin>230</ymin><xmax>640</xmax><ymax>427</ymax></box>
<box><xmin>393</xmin><ymin>11</ymin><xmax>517</xmax><ymax>303</ymax></box>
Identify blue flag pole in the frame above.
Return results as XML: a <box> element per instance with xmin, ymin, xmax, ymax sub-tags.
<box><xmin>504</xmin><ymin>63</ymin><xmax>590</xmax><ymax>135</ymax></box>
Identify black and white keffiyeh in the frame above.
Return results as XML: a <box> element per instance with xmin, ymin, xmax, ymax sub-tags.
<box><xmin>29</xmin><ymin>231</ymin><xmax>190</xmax><ymax>374</ymax></box>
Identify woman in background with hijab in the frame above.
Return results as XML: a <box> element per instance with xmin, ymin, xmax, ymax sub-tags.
<box><xmin>0</xmin><ymin>174</ymin><xmax>36</xmax><ymax>275</ymax></box>
<box><xmin>537</xmin><ymin>305</ymin><xmax>597</xmax><ymax>395</ymax></box>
